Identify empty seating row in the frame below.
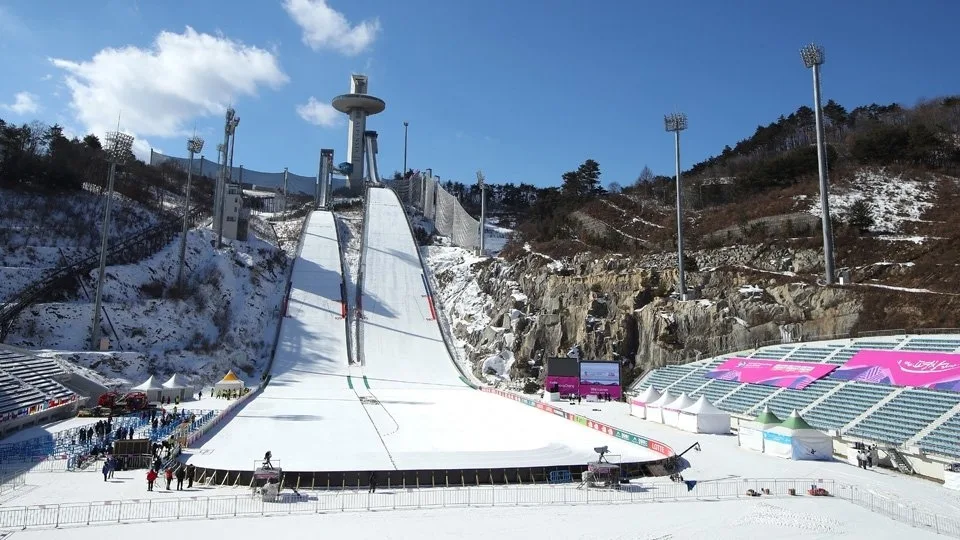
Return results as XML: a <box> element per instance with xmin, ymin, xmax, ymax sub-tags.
<box><xmin>762</xmin><ymin>379</ymin><xmax>841</xmax><ymax>420</ymax></box>
<box><xmin>847</xmin><ymin>388</ymin><xmax>960</xmax><ymax>446</ymax></box>
<box><xmin>785</xmin><ymin>347</ymin><xmax>834</xmax><ymax>363</ymax></box>
<box><xmin>690</xmin><ymin>379</ymin><xmax>742</xmax><ymax>405</ymax></box>
<box><xmin>717</xmin><ymin>382</ymin><xmax>779</xmax><ymax>414</ymax></box>
<box><xmin>662</xmin><ymin>369</ymin><xmax>711</xmax><ymax>395</ymax></box>
<box><xmin>804</xmin><ymin>383</ymin><xmax>895</xmax><ymax>431</ymax></box>
<box><xmin>899</xmin><ymin>337</ymin><xmax>960</xmax><ymax>352</ymax></box>
<box><xmin>634</xmin><ymin>365</ymin><xmax>696</xmax><ymax>391</ymax></box>
<box><xmin>918</xmin><ymin>414</ymin><xmax>960</xmax><ymax>458</ymax></box>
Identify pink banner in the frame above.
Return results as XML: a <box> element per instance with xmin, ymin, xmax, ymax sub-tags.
<box><xmin>544</xmin><ymin>376</ymin><xmax>579</xmax><ymax>395</ymax></box>
<box><xmin>708</xmin><ymin>357</ymin><xmax>837</xmax><ymax>389</ymax></box>
<box><xmin>833</xmin><ymin>350</ymin><xmax>960</xmax><ymax>390</ymax></box>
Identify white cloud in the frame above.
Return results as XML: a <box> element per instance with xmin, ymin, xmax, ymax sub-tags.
<box><xmin>283</xmin><ymin>0</ymin><xmax>380</xmax><ymax>56</ymax></box>
<box><xmin>1</xmin><ymin>91</ymin><xmax>40</xmax><ymax>115</ymax></box>
<box><xmin>50</xmin><ymin>26</ymin><xmax>288</xmax><ymax>157</ymax></box>
<box><xmin>296</xmin><ymin>96</ymin><xmax>341</xmax><ymax>127</ymax></box>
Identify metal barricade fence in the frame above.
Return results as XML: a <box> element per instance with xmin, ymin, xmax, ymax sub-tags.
<box><xmin>835</xmin><ymin>483</ymin><xmax>960</xmax><ymax>538</ymax></box>
<box><xmin>387</xmin><ymin>173</ymin><xmax>479</xmax><ymax>249</ymax></box>
<box><xmin>0</xmin><ymin>478</ymin><xmax>841</xmax><ymax>531</ymax></box>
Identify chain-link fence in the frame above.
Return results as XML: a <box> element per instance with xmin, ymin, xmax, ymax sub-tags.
<box><xmin>0</xmin><ymin>478</ymin><xmax>833</xmax><ymax>530</ymax></box>
<box><xmin>387</xmin><ymin>172</ymin><xmax>480</xmax><ymax>250</ymax></box>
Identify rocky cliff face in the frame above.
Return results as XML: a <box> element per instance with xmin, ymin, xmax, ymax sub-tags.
<box><xmin>426</xmin><ymin>243</ymin><xmax>862</xmax><ymax>387</ymax></box>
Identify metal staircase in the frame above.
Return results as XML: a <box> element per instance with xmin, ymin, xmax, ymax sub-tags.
<box><xmin>884</xmin><ymin>446</ymin><xmax>915</xmax><ymax>475</ymax></box>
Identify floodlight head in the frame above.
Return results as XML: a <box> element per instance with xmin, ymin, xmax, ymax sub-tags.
<box><xmin>800</xmin><ymin>43</ymin><xmax>825</xmax><ymax>68</ymax></box>
<box><xmin>225</xmin><ymin>107</ymin><xmax>235</xmax><ymax>121</ymax></box>
<box><xmin>105</xmin><ymin>131</ymin><xmax>134</xmax><ymax>164</ymax></box>
<box><xmin>187</xmin><ymin>136</ymin><xmax>204</xmax><ymax>154</ymax></box>
<box><xmin>403</xmin><ymin>121</ymin><xmax>409</xmax><ymax>127</ymax></box>
<box><xmin>594</xmin><ymin>446</ymin><xmax>609</xmax><ymax>455</ymax></box>
<box><xmin>664</xmin><ymin>113</ymin><xmax>688</xmax><ymax>133</ymax></box>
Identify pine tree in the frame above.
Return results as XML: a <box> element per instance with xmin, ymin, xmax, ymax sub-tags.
<box><xmin>848</xmin><ymin>199</ymin><xmax>874</xmax><ymax>232</ymax></box>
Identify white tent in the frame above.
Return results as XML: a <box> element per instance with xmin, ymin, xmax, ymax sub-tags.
<box><xmin>630</xmin><ymin>387</ymin><xmax>661</xmax><ymax>419</ymax></box>
<box><xmin>677</xmin><ymin>395</ymin><xmax>731</xmax><ymax>434</ymax></box>
<box><xmin>738</xmin><ymin>407</ymin><xmax>781</xmax><ymax>452</ymax></box>
<box><xmin>662</xmin><ymin>393</ymin><xmax>695</xmax><ymax>427</ymax></box>
<box><xmin>131</xmin><ymin>375</ymin><xmax>163</xmax><ymax>402</ymax></box>
<box><xmin>162</xmin><ymin>374</ymin><xmax>194</xmax><ymax>402</ymax></box>
<box><xmin>762</xmin><ymin>410</ymin><xmax>833</xmax><ymax>461</ymax></box>
<box><xmin>646</xmin><ymin>391</ymin><xmax>674</xmax><ymax>424</ymax></box>
<box><xmin>214</xmin><ymin>370</ymin><xmax>245</xmax><ymax>395</ymax></box>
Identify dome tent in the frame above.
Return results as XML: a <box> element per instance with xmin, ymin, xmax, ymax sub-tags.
<box><xmin>131</xmin><ymin>375</ymin><xmax>163</xmax><ymax>402</ymax></box>
<box><xmin>630</xmin><ymin>387</ymin><xmax>661</xmax><ymax>419</ymax></box>
<box><xmin>762</xmin><ymin>410</ymin><xmax>833</xmax><ymax>461</ymax></box>
<box><xmin>646</xmin><ymin>391</ymin><xmax>675</xmax><ymax>424</ymax></box>
<box><xmin>738</xmin><ymin>407</ymin><xmax>782</xmax><ymax>452</ymax></box>
<box><xmin>162</xmin><ymin>373</ymin><xmax>194</xmax><ymax>402</ymax></box>
<box><xmin>214</xmin><ymin>370</ymin><xmax>245</xmax><ymax>394</ymax></box>
<box><xmin>662</xmin><ymin>393</ymin><xmax>695</xmax><ymax>426</ymax></box>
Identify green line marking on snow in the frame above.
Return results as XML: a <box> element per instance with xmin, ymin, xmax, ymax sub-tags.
<box><xmin>363</xmin><ymin>376</ymin><xmax>370</xmax><ymax>389</ymax></box>
<box><xmin>347</xmin><ymin>375</ymin><xmax>354</xmax><ymax>390</ymax></box>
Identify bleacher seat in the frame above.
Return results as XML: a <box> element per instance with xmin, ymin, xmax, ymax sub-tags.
<box><xmin>918</xmin><ymin>415</ymin><xmax>960</xmax><ymax>458</ymax></box>
<box><xmin>717</xmin><ymin>383</ymin><xmax>779</xmax><ymax>414</ymax></box>
<box><xmin>798</xmin><ymin>382</ymin><xmax>895</xmax><ymax>431</ymax></box>
<box><xmin>847</xmin><ymin>389</ymin><xmax>960</xmax><ymax>446</ymax></box>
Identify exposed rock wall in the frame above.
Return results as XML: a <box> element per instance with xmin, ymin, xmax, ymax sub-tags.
<box><xmin>428</xmin><ymin>244</ymin><xmax>861</xmax><ymax>387</ymax></box>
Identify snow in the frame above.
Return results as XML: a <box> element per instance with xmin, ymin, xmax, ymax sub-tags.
<box><xmin>6</xmin><ymin>226</ymin><xmax>290</xmax><ymax>386</ymax></box>
<box><xmin>808</xmin><ymin>167</ymin><xmax>935</xmax><ymax>233</ymax></box>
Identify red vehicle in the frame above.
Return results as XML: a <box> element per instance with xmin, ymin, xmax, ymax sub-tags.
<box><xmin>97</xmin><ymin>391</ymin><xmax>150</xmax><ymax>412</ymax></box>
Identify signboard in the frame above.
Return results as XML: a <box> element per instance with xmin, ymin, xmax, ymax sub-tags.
<box><xmin>832</xmin><ymin>350</ymin><xmax>960</xmax><ymax>391</ymax></box>
<box><xmin>544</xmin><ymin>375</ymin><xmax>579</xmax><ymax>395</ymax></box>
<box><xmin>579</xmin><ymin>361</ymin><xmax>622</xmax><ymax>399</ymax></box>
<box><xmin>707</xmin><ymin>357</ymin><xmax>836</xmax><ymax>390</ymax></box>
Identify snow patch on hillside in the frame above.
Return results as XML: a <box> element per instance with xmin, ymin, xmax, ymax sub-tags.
<box><xmin>5</xmin><ymin>223</ymin><xmax>295</xmax><ymax>387</ymax></box>
<box><xmin>808</xmin><ymin>168</ymin><xmax>935</xmax><ymax>233</ymax></box>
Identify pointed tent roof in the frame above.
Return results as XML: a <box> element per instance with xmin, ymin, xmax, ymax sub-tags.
<box><xmin>665</xmin><ymin>393</ymin><xmax>695</xmax><ymax>410</ymax></box>
<box><xmin>649</xmin><ymin>391</ymin><xmax>675</xmax><ymax>407</ymax></box>
<box><xmin>754</xmin><ymin>406</ymin><xmax>782</xmax><ymax>425</ymax></box>
<box><xmin>682</xmin><ymin>395</ymin><xmax>728</xmax><ymax>415</ymax></box>
<box><xmin>778</xmin><ymin>409</ymin><xmax>816</xmax><ymax>431</ymax></box>
<box><xmin>636</xmin><ymin>386</ymin><xmax>662</xmax><ymax>403</ymax></box>
<box><xmin>162</xmin><ymin>373</ymin><xmax>190</xmax><ymax>389</ymax></box>
<box><xmin>132</xmin><ymin>375</ymin><xmax>163</xmax><ymax>390</ymax></box>
<box><xmin>219</xmin><ymin>370</ymin><xmax>240</xmax><ymax>382</ymax></box>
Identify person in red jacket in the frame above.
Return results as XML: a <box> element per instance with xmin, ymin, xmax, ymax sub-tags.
<box><xmin>164</xmin><ymin>467</ymin><xmax>174</xmax><ymax>490</ymax></box>
<box><xmin>146</xmin><ymin>469</ymin><xmax>158</xmax><ymax>491</ymax></box>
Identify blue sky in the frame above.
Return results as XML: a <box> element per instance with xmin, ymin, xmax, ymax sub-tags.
<box><xmin>1</xmin><ymin>0</ymin><xmax>959</xmax><ymax>188</ymax></box>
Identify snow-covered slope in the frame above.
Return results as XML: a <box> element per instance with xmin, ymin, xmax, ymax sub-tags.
<box><xmin>5</xmin><ymin>224</ymin><xmax>294</xmax><ymax>387</ymax></box>
<box><xmin>806</xmin><ymin>167</ymin><xmax>937</xmax><ymax>233</ymax></box>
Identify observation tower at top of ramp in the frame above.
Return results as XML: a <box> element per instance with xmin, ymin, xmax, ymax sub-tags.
<box><xmin>332</xmin><ymin>74</ymin><xmax>386</xmax><ymax>189</ymax></box>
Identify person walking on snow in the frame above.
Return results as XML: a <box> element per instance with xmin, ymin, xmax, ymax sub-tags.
<box><xmin>102</xmin><ymin>462</ymin><xmax>109</xmax><ymax>482</ymax></box>
<box><xmin>164</xmin><ymin>467</ymin><xmax>174</xmax><ymax>490</ymax></box>
<box><xmin>146</xmin><ymin>469</ymin><xmax>158</xmax><ymax>491</ymax></box>
<box><xmin>368</xmin><ymin>472</ymin><xmax>377</xmax><ymax>493</ymax></box>
<box><xmin>186</xmin><ymin>464</ymin><xmax>195</xmax><ymax>488</ymax></box>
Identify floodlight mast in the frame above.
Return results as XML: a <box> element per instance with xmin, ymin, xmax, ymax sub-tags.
<box><xmin>216</xmin><ymin>109</ymin><xmax>240</xmax><ymax>248</ymax></box>
<box><xmin>476</xmin><ymin>170</ymin><xmax>486</xmax><ymax>256</ymax></box>
<box><xmin>664</xmin><ymin>113</ymin><xmax>688</xmax><ymax>299</ymax></box>
<box><xmin>177</xmin><ymin>135</ymin><xmax>204</xmax><ymax>290</ymax></box>
<box><xmin>91</xmin><ymin>131</ymin><xmax>134</xmax><ymax>350</ymax></box>
<box><xmin>800</xmin><ymin>43</ymin><xmax>836</xmax><ymax>285</ymax></box>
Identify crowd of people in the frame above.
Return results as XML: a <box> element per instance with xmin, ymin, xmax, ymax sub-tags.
<box><xmin>146</xmin><ymin>463</ymin><xmax>196</xmax><ymax>491</ymax></box>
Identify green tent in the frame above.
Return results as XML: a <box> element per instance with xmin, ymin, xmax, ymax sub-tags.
<box><xmin>778</xmin><ymin>409</ymin><xmax>816</xmax><ymax>430</ymax></box>
<box><xmin>753</xmin><ymin>407</ymin><xmax>782</xmax><ymax>426</ymax></box>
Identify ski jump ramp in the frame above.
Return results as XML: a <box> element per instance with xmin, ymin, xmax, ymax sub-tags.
<box><xmin>188</xmin><ymin>193</ymin><xmax>665</xmax><ymax>483</ymax></box>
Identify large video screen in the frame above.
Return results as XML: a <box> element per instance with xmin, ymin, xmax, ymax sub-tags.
<box><xmin>579</xmin><ymin>361</ymin><xmax>620</xmax><ymax>386</ymax></box>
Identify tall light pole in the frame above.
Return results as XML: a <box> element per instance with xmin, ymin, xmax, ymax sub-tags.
<box><xmin>282</xmin><ymin>167</ymin><xmax>289</xmax><ymax>215</ymax></box>
<box><xmin>801</xmin><ymin>42</ymin><xmax>836</xmax><ymax>285</ymax></box>
<box><xmin>217</xmin><ymin>110</ymin><xmax>239</xmax><ymax>248</ymax></box>
<box><xmin>177</xmin><ymin>135</ymin><xmax>204</xmax><ymax>290</ymax></box>
<box><xmin>91</xmin><ymin>131</ymin><xmax>134</xmax><ymax>350</ymax></box>
<box><xmin>403</xmin><ymin>121</ymin><xmax>409</xmax><ymax>175</ymax></box>
<box><xmin>664</xmin><ymin>113</ymin><xmax>688</xmax><ymax>300</ymax></box>
<box><xmin>476</xmin><ymin>170</ymin><xmax>486</xmax><ymax>256</ymax></box>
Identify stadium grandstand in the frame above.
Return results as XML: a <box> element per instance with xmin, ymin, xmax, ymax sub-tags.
<box><xmin>632</xmin><ymin>334</ymin><xmax>960</xmax><ymax>480</ymax></box>
<box><xmin>0</xmin><ymin>345</ymin><xmax>81</xmax><ymax>438</ymax></box>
